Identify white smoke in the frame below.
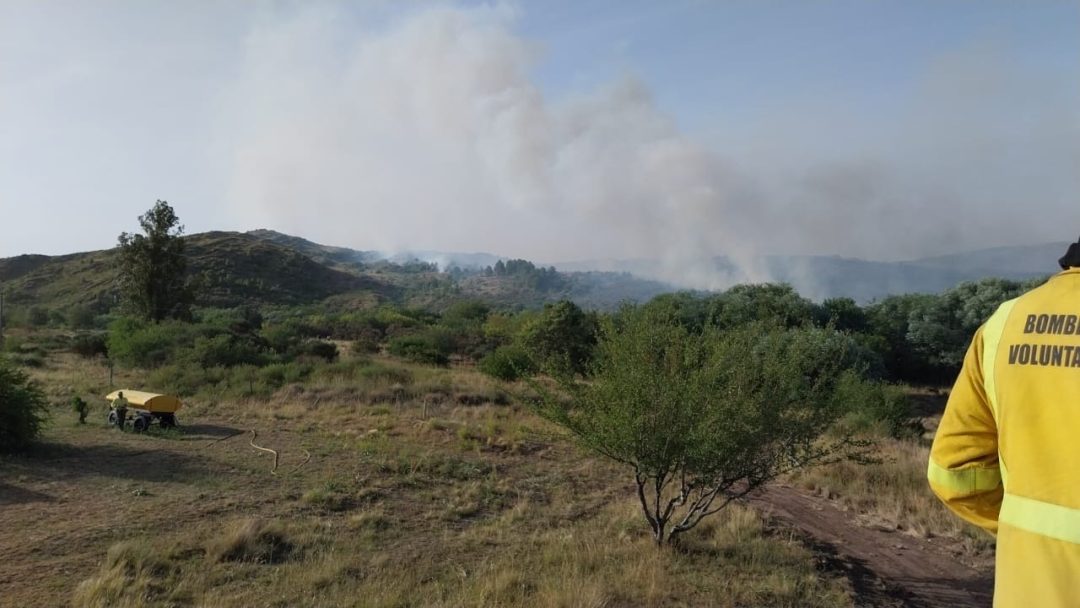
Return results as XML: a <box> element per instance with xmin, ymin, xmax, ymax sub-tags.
<box><xmin>220</xmin><ymin>4</ymin><xmax>762</xmax><ymax>290</ymax></box>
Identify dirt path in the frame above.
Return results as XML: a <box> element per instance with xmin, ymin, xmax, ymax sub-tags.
<box><xmin>749</xmin><ymin>485</ymin><xmax>993</xmax><ymax>608</ymax></box>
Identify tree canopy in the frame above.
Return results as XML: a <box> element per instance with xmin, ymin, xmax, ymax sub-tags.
<box><xmin>0</xmin><ymin>358</ymin><xmax>49</xmax><ymax>453</ymax></box>
<box><xmin>117</xmin><ymin>200</ymin><xmax>193</xmax><ymax>322</ymax></box>
<box><xmin>533</xmin><ymin>306</ymin><xmax>868</xmax><ymax>545</ymax></box>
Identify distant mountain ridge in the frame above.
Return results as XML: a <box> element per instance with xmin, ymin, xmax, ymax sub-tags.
<box><xmin>553</xmin><ymin>243</ymin><xmax>1068</xmax><ymax>302</ymax></box>
<box><xmin>0</xmin><ymin>230</ymin><xmax>1068</xmax><ymax>318</ymax></box>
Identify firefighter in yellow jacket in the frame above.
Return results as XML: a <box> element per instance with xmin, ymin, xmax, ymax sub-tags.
<box><xmin>929</xmin><ymin>241</ymin><xmax>1080</xmax><ymax>606</ymax></box>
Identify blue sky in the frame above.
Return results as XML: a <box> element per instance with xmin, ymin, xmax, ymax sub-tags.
<box><xmin>1</xmin><ymin>1</ymin><xmax>1077</xmax><ymax>276</ymax></box>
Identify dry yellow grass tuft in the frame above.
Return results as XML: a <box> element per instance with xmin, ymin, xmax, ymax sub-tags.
<box><xmin>207</xmin><ymin>518</ymin><xmax>294</xmax><ymax>564</ymax></box>
<box><xmin>789</xmin><ymin>433</ymin><xmax>995</xmax><ymax>556</ymax></box>
<box><xmin>72</xmin><ymin>540</ymin><xmax>185</xmax><ymax>608</ymax></box>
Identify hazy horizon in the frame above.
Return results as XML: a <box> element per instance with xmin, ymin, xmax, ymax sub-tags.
<box><xmin>3</xmin><ymin>1</ymin><xmax>1078</xmax><ymax>288</ymax></box>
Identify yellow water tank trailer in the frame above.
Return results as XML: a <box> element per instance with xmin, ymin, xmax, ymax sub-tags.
<box><xmin>106</xmin><ymin>389</ymin><xmax>182</xmax><ymax>432</ymax></box>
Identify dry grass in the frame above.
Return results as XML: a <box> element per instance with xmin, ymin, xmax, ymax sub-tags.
<box><xmin>788</xmin><ymin>433</ymin><xmax>996</xmax><ymax>556</ymax></box>
<box><xmin>8</xmin><ymin>346</ymin><xmax>858</xmax><ymax>607</ymax></box>
<box><xmin>207</xmin><ymin>518</ymin><xmax>294</xmax><ymax>564</ymax></box>
<box><xmin>73</xmin><ymin>500</ymin><xmax>848</xmax><ymax>608</ymax></box>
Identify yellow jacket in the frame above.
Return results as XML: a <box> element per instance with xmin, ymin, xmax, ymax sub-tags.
<box><xmin>929</xmin><ymin>268</ymin><xmax>1080</xmax><ymax>606</ymax></box>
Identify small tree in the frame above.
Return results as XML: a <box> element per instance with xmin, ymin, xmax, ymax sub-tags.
<box><xmin>534</xmin><ymin>307</ymin><xmax>865</xmax><ymax>546</ymax></box>
<box><xmin>520</xmin><ymin>300</ymin><xmax>598</xmax><ymax>377</ymax></box>
<box><xmin>117</xmin><ymin>200</ymin><xmax>192</xmax><ymax>322</ymax></box>
<box><xmin>28</xmin><ymin>306</ymin><xmax>50</xmax><ymax>328</ymax></box>
<box><xmin>0</xmin><ymin>358</ymin><xmax>49</xmax><ymax>452</ymax></box>
<box><xmin>71</xmin><ymin>396</ymin><xmax>89</xmax><ymax>424</ymax></box>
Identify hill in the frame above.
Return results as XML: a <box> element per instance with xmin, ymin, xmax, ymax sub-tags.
<box><xmin>1</xmin><ymin>231</ymin><xmax>1069</xmax><ymax>321</ymax></box>
<box><xmin>0</xmin><ymin>232</ymin><xmax>389</xmax><ymax>316</ymax></box>
<box><xmin>244</xmin><ymin>229</ymin><xmax>376</xmax><ymax>269</ymax></box>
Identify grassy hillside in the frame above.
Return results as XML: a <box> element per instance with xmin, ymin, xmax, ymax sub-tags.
<box><xmin>245</xmin><ymin>229</ymin><xmax>376</xmax><ymax>270</ymax></box>
<box><xmin>0</xmin><ymin>232</ymin><xmax>392</xmax><ymax>316</ymax></box>
<box><xmin>0</xmin><ymin>231</ymin><xmax>674</xmax><ymax>320</ymax></box>
<box><xmin>0</xmin><ymin>254</ymin><xmax>52</xmax><ymax>282</ymax></box>
<box><xmin>185</xmin><ymin>232</ymin><xmax>389</xmax><ymax>307</ymax></box>
<box><xmin>5</xmin><ymin>229</ymin><xmax>1059</xmax><ymax>321</ymax></box>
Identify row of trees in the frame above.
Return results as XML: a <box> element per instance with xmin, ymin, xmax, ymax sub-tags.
<box><xmin>642</xmin><ymin>279</ymin><xmax>1041</xmax><ymax>385</ymax></box>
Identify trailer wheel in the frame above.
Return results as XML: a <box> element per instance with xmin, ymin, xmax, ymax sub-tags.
<box><xmin>107</xmin><ymin>410</ymin><xmax>118</xmax><ymax>427</ymax></box>
<box><xmin>132</xmin><ymin>415</ymin><xmax>150</xmax><ymax>433</ymax></box>
<box><xmin>159</xmin><ymin>414</ymin><xmax>176</xmax><ymax>429</ymax></box>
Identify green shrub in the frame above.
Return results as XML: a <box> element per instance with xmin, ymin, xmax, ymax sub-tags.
<box><xmin>479</xmin><ymin>344</ymin><xmax>536</xmax><ymax>381</ymax></box>
<box><xmin>2</xmin><ymin>336</ymin><xmax>25</xmax><ymax>354</ymax></box>
<box><xmin>834</xmin><ymin>377</ymin><xmax>913</xmax><ymax>438</ymax></box>
<box><xmin>107</xmin><ymin>317</ymin><xmax>197</xmax><ymax>368</ymax></box>
<box><xmin>520</xmin><ymin>300</ymin><xmax>598</xmax><ymax>376</ymax></box>
<box><xmin>71</xmin><ymin>333</ymin><xmax>109</xmax><ymax>359</ymax></box>
<box><xmin>355</xmin><ymin>363</ymin><xmax>413</xmax><ymax>386</ymax></box>
<box><xmin>259</xmin><ymin>362</ymin><xmax>313</xmax><ymax>389</ymax></box>
<box><xmin>533</xmin><ymin>308</ymin><xmax>869</xmax><ymax>545</ymax></box>
<box><xmin>387</xmin><ymin>334</ymin><xmax>449</xmax><ymax>366</ymax></box>
<box><xmin>72</xmin><ymin>396</ymin><xmax>89</xmax><ymax>424</ymax></box>
<box><xmin>28</xmin><ymin>306</ymin><xmax>50</xmax><ymax>327</ymax></box>
<box><xmin>146</xmin><ymin>364</ymin><xmax>226</xmax><ymax>397</ymax></box>
<box><xmin>67</xmin><ymin>306</ymin><xmax>99</xmax><ymax>329</ymax></box>
<box><xmin>351</xmin><ymin>335</ymin><xmax>381</xmax><ymax>355</ymax></box>
<box><xmin>11</xmin><ymin>352</ymin><xmax>45</xmax><ymax>368</ymax></box>
<box><xmin>299</xmin><ymin>340</ymin><xmax>338</xmax><ymax>362</ymax></box>
<box><xmin>261</xmin><ymin>322</ymin><xmax>309</xmax><ymax>355</ymax></box>
<box><xmin>0</xmin><ymin>359</ymin><xmax>49</xmax><ymax>452</ymax></box>
<box><xmin>187</xmin><ymin>334</ymin><xmax>267</xmax><ymax>368</ymax></box>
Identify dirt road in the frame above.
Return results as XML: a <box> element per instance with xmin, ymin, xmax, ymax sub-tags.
<box><xmin>750</xmin><ymin>485</ymin><xmax>994</xmax><ymax>608</ymax></box>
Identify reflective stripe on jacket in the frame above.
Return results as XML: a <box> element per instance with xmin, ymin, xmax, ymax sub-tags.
<box><xmin>929</xmin><ymin>268</ymin><xmax>1080</xmax><ymax>607</ymax></box>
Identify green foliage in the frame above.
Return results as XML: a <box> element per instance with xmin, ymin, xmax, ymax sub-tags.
<box><xmin>863</xmin><ymin>293</ymin><xmax>941</xmax><ymax>383</ymax></box>
<box><xmin>639</xmin><ymin>292</ymin><xmax>714</xmax><ymax>332</ymax></box>
<box><xmin>187</xmin><ymin>334</ymin><xmax>268</xmax><ymax>368</ymax></box>
<box><xmin>906</xmin><ymin>278</ymin><xmax>1032</xmax><ymax>371</ymax></box>
<box><xmin>387</xmin><ymin>333</ymin><xmax>450</xmax><ymax>366</ymax></box>
<box><xmin>488</xmin><ymin>259</ymin><xmax>564</xmax><ymax>291</ymax></box>
<box><xmin>520</xmin><ymin>300</ymin><xmax>598</xmax><ymax>376</ymax></box>
<box><xmin>833</xmin><ymin>376</ymin><xmax>913</xmax><ymax>437</ymax></box>
<box><xmin>261</xmin><ymin>321</ymin><xmax>310</xmax><ymax>355</ymax></box>
<box><xmin>441</xmin><ymin>300</ymin><xmax>490</xmax><ymax>324</ymax></box>
<box><xmin>299</xmin><ymin>340</ymin><xmax>339</xmax><ymax>362</ymax></box>
<box><xmin>71</xmin><ymin>333</ymin><xmax>109</xmax><ymax>359</ymax></box>
<box><xmin>258</xmin><ymin>362</ymin><xmax>313</xmax><ymax>388</ymax></box>
<box><xmin>28</xmin><ymin>306</ymin><xmax>50</xmax><ymax>327</ymax></box>
<box><xmin>67</xmin><ymin>306</ymin><xmax>99</xmax><ymax>329</ymax></box>
<box><xmin>107</xmin><ymin>317</ymin><xmax>198</xmax><ymax>368</ymax></box>
<box><xmin>0</xmin><ymin>358</ymin><xmax>49</xmax><ymax>452</ymax></box>
<box><xmin>711</xmin><ymin>283</ymin><xmax>824</xmax><ymax>329</ymax></box>
<box><xmin>822</xmin><ymin>297</ymin><xmax>868</xmax><ymax>333</ymax></box>
<box><xmin>71</xmin><ymin>395</ymin><xmax>89</xmax><ymax>424</ymax></box>
<box><xmin>116</xmin><ymin>200</ymin><xmax>193</xmax><ymax>322</ymax></box>
<box><xmin>533</xmin><ymin>306</ymin><xmax>866</xmax><ymax>545</ymax></box>
<box><xmin>479</xmin><ymin>344</ymin><xmax>536</xmax><ymax>381</ymax></box>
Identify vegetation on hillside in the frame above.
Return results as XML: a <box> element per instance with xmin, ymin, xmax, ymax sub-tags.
<box><xmin>117</xmin><ymin>200</ymin><xmax>193</xmax><ymax>322</ymax></box>
<box><xmin>0</xmin><ymin>357</ymin><xmax>49</xmax><ymax>452</ymax></box>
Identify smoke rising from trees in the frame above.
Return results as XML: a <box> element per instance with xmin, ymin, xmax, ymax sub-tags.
<box><xmin>220</xmin><ymin>4</ymin><xmax>1079</xmax><ymax>290</ymax></box>
<box><xmin>3</xmin><ymin>2</ymin><xmax>1077</xmax><ymax>290</ymax></box>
